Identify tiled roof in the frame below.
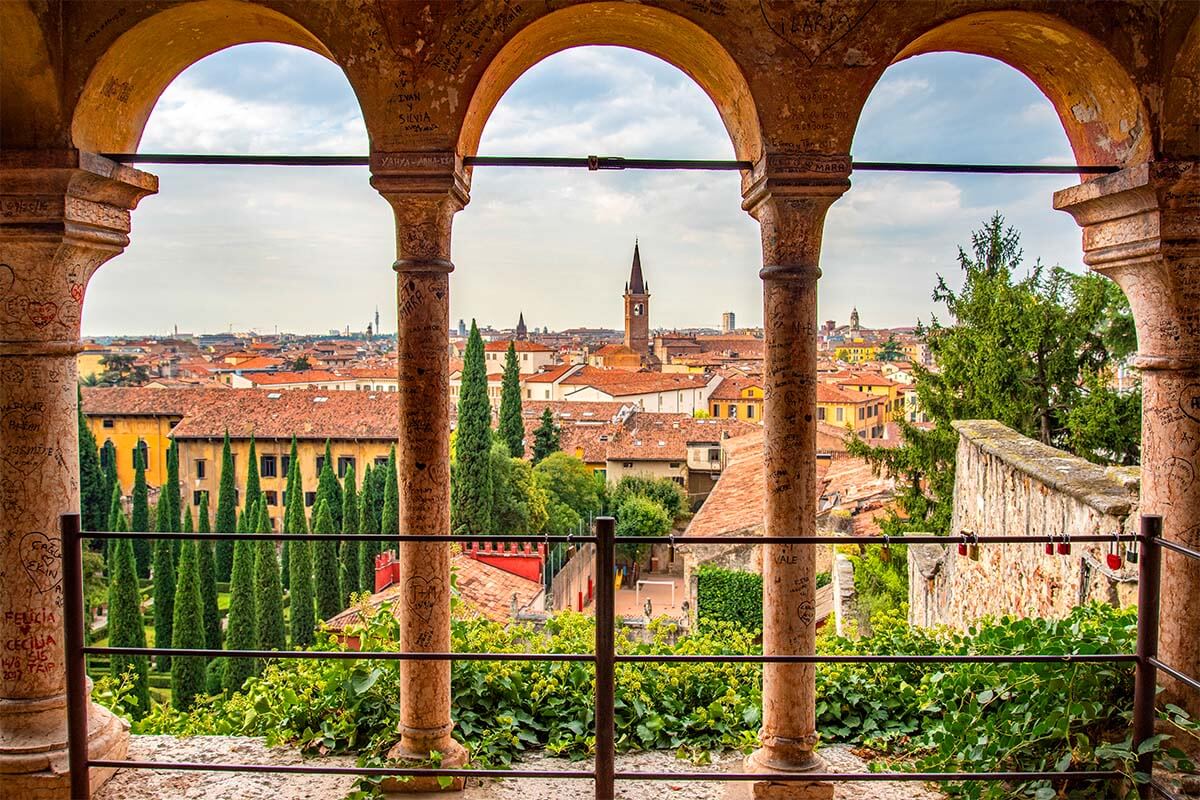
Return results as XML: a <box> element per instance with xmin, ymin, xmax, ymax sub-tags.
<box><xmin>708</xmin><ymin>376</ymin><xmax>763</xmax><ymax>400</ymax></box>
<box><xmin>241</xmin><ymin>370</ymin><xmax>352</xmax><ymax>385</ymax></box>
<box><xmin>82</xmin><ymin>387</ymin><xmax>209</xmax><ymax>417</ymax></box>
<box><xmin>484</xmin><ymin>340</ymin><xmax>553</xmax><ymax>353</ymax></box>
<box><xmin>350</xmin><ymin>367</ymin><xmax>398</xmax><ymax>379</ymax></box>
<box><xmin>593</xmin><ymin>344</ymin><xmax>636</xmax><ymax>356</ymax></box>
<box><xmin>604</xmin><ymin>414</ymin><xmax>756</xmax><ymax>461</ymax></box>
<box><xmin>816</xmin><ymin>383</ymin><xmax>876</xmax><ymax>405</ymax></box>
<box><xmin>168</xmin><ymin>389</ymin><xmax>401</xmax><ymax>441</ymax></box>
<box><xmin>562</xmin><ymin>367</ymin><xmax>711</xmax><ymax>397</ymax></box>
<box><xmin>525</xmin><ymin>364</ymin><xmax>580</xmax><ymax>383</ymax></box>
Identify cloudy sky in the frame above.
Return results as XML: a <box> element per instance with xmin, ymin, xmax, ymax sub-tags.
<box><xmin>82</xmin><ymin>44</ymin><xmax>1084</xmax><ymax>337</ymax></box>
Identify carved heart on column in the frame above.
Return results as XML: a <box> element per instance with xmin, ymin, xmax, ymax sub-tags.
<box><xmin>20</xmin><ymin>531</ymin><xmax>63</xmax><ymax>593</ymax></box>
<box><xmin>406</xmin><ymin>575</ymin><xmax>441</xmax><ymax>623</ymax></box>
<box><xmin>759</xmin><ymin>0</ymin><xmax>879</xmax><ymax>66</ymax></box>
<box><xmin>26</xmin><ymin>301</ymin><xmax>59</xmax><ymax>328</ymax></box>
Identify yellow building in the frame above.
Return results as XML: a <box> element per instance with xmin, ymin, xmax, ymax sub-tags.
<box><xmin>815</xmin><ymin>384</ymin><xmax>887</xmax><ymax>439</ymax></box>
<box><xmin>82</xmin><ymin>388</ymin><xmax>199</xmax><ymax>490</ymax></box>
<box><xmin>707</xmin><ymin>376</ymin><xmax>764</xmax><ymax>423</ymax></box>
<box><xmin>826</xmin><ymin>373</ymin><xmax>904</xmax><ymax>419</ymax></box>
<box><xmin>833</xmin><ymin>344</ymin><xmax>878</xmax><ymax>364</ymax></box>
<box><xmin>77</xmin><ymin>350</ymin><xmax>110</xmax><ymax>382</ymax></box>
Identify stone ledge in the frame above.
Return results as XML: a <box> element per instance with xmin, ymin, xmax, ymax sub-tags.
<box><xmin>951</xmin><ymin>420</ymin><xmax>1139</xmax><ymax>518</ymax></box>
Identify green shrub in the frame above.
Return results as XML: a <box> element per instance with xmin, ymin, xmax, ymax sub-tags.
<box><xmin>610</xmin><ymin>476</ymin><xmax>688</xmax><ymax>521</ymax></box>
<box><xmin>695</xmin><ymin>567</ymin><xmax>831</xmax><ymax>633</ymax></box>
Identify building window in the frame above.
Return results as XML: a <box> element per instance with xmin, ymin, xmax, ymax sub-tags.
<box><xmin>746</xmin><ymin>405</ymin><xmax>754</xmax><ymax>419</ymax></box>
<box><xmin>818</xmin><ymin>407</ymin><xmax>826</xmax><ymax>421</ymax></box>
<box><xmin>730</xmin><ymin>405</ymin><xmax>738</xmax><ymax>419</ymax></box>
<box><xmin>374</xmin><ymin>455</ymin><xmax>389</xmax><ymax>467</ymax></box>
<box><xmin>280</xmin><ymin>454</ymin><xmax>291</xmax><ymax>475</ymax></box>
<box><xmin>132</xmin><ymin>441</ymin><xmax>149</xmax><ymax>469</ymax></box>
<box><xmin>527</xmin><ymin>389</ymin><xmax>532</xmax><ymax>398</ymax></box>
<box><xmin>858</xmin><ymin>407</ymin><xmax>864</xmax><ymax>420</ymax></box>
<box><xmin>711</xmin><ymin>404</ymin><xmax>718</xmax><ymax>416</ymax></box>
<box><xmin>192</xmin><ymin>490</ymin><xmax>204</xmax><ymax>506</ymax></box>
<box><xmin>707</xmin><ymin>448</ymin><xmax>721</xmax><ymax>462</ymax></box>
<box><xmin>669</xmin><ymin>462</ymin><xmax>680</xmax><ymax>469</ymax></box>
<box><xmin>261</xmin><ymin>455</ymin><xmax>277</xmax><ymax>477</ymax></box>
<box><xmin>100</xmin><ymin>442</ymin><xmax>114</xmax><ymax>470</ymax></box>
<box><xmin>836</xmin><ymin>408</ymin><xmax>844</xmax><ymax>422</ymax></box>
<box><xmin>265</xmin><ymin>490</ymin><xmax>278</xmax><ymax>506</ymax></box>
<box><xmin>672</xmin><ymin>477</ymin><xmax>685</xmax><ymax>486</ymax></box>
<box><xmin>337</xmin><ymin>456</ymin><xmax>356</xmax><ymax>478</ymax></box>
<box><xmin>315</xmin><ymin>456</ymin><xmax>325</xmax><ymax>474</ymax></box>
<box><xmin>195</xmin><ymin>459</ymin><xmax>207</xmax><ymax>479</ymax></box>
<box><xmin>102</xmin><ymin>418</ymin><xmax>114</xmax><ymax>429</ymax></box>
<box><xmin>623</xmin><ymin>462</ymin><xmax>633</xmax><ymax>469</ymax></box>
<box><xmin>304</xmin><ymin>491</ymin><xmax>316</xmax><ymax>507</ymax></box>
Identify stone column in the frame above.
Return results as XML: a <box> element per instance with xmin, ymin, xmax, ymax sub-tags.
<box><xmin>1056</xmin><ymin>162</ymin><xmax>1200</xmax><ymax>717</ymax></box>
<box><xmin>0</xmin><ymin>150</ymin><xmax>156</xmax><ymax>799</ymax></box>
<box><xmin>742</xmin><ymin>154</ymin><xmax>849</xmax><ymax>800</ymax></box>
<box><xmin>371</xmin><ymin>152</ymin><xmax>469</xmax><ymax>790</ymax></box>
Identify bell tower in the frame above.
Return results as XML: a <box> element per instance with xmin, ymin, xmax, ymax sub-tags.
<box><xmin>623</xmin><ymin>240</ymin><xmax>650</xmax><ymax>358</ymax></box>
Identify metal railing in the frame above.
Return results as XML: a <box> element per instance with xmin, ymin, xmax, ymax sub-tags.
<box><xmin>61</xmin><ymin>514</ymin><xmax>1199</xmax><ymax>799</ymax></box>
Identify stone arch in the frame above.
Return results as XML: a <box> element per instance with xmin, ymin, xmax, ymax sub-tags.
<box><xmin>71</xmin><ymin>0</ymin><xmax>340</xmax><ymax>153</ymax></box>
<box><xmin>887</xmin><ymin>11</ymin><xmax>1151</xmax><ymax>170</ymax></box>
<box><xmin>1</xmin><ymin>2</ymin><xmax>64</xmax><ymax>149</ymax></box>
<box><xmin>1163</xmin><ymin>15</ymin><xmax>1200</xmax><ymax>159</ymax></box>
<box><xmin>457</xmin><ymin>2</ymin><xmax>762</xmax><ymax>163</ymax></box>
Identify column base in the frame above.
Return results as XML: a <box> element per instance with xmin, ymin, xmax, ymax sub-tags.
<box><xmin>380</xmin><ymin>735</ymin><xmax>468</xmax><ymax>793</ymax></box>
<box><xmin>739</xmin><ymin>748</ymin><xmax>835</xmax><ymax>800</ymax></box>
<box><xmin>0</xmin><ymin>697</ymin><xmax>129</xmax><ymax>800</ymax></box>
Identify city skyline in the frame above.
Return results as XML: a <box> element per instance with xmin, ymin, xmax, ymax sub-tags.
<box><xmin>82</xmin><ymin>45</ymin><xmax>1084</xmax><ymax>337</ymax></box>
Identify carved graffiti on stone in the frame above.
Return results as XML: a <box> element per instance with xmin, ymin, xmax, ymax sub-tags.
<box><xmin>1164</xmin><ymin>457</ymin><xmax>1196</xmax><ymax>506</ymax></box>
<box><xmin>20</xmin><ymin>531</ymin><xmax>62</xmax><ymax>593</ymax></box>
<box><xmin>406</xmin><ymin>575</ymin><xmax>441</xmax><ymax>624</ymax></box>
<box><xmin>1179</xmin><ymin>383</ymin><xmax>1200</xmax><ymax>423</ymax></box>
<box><xmin>759</xmin><ymin>0</ymin><xmax>879</xmax><ymax>66</ymax></box>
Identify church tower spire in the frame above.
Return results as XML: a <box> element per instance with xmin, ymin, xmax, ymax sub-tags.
<box><xmin>623</xmin><ymin>240</ymin><xmax>650</xmax><ymax>359</ymax></box>
<box><xmin>516</xmin><ymin>311</ymin><xmax>528</xmax><ymax>340</ymax></box>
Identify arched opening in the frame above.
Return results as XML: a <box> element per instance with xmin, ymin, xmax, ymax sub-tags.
<box><xmin>889</xmin><ymin>11</ymin><xmax>1150</xmax><ymax>170</ymax></box>
<box><xmin>1163</xmin><ymin>15</ymin><xmax>1200</xmax><ymax>159</ymax></box>
<box><xmin>71</xmin><ymin>0</ymin><xmax>336</xmax><ymax>154</ymax></box>
<box><xmin>457</xmin><ymin>1</ymin><xmax>762</xmax><ymax>164</ymax></box>
<box><xmin>0</xmin><ymin>2</ymin><xmax>64</xmax><ymax>148</ymax></box>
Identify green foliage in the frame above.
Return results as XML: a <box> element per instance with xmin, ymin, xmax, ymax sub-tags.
<box><xmin>194</xmin><ymin>500</ymin><xmax>221</xmax><ymax>653</ymax></box>
<box><xmin>285</xmin><ymin>462</ymin><xmax>315</xmax><ymax>647</ymax></box>
<box><xmin>105</xmin><ymin>481</ymin><xmax>123</xmax><ymax>566</ymax></box>
<box><xmin>534</xmin><ymin>453</ymin><xmax>600</xmax><ymax>536</ymax></box>
<box><xmin>695</xmin><ymin>566</ymin><xmax>765</xmax><ymax>632</ymax></box>
<box><xmin>843</xmin><ymin>544</ymin><xmax>909</xmax><ymax>635</ymax></box>
<box><xmin>131</xmin><ymin>442</ymin><xmax>151</xmax><ymax>577</ymax></box>
<box><xmin>215</xmin><ymin>431</ymin><xmax>238</xmax><ymax>581</ymax></box>
<box><xmin>498</xmin><ymin>342</ymin><xmax>525</xmax><ymax>458</ymax></box>
<box><xmin>244</xmin><ymin>437</ymin><xmax>261</xmax><ymax>522</ymax></box>
<box><xmin>1066</xmin><ymin>372</ymin><xmax>1142</xmax><ymax>467</ymax></box>
<box><xmin>312</xmin><ymin>499</ymin><xmax>342</xmax><ymax>621</ymax></box>
<box><xmin>453</xmin><ymin>320</ymin><xmax>494</xmax><ymax>534</ymax></box>
<box><xmin>253</xmin><ymin>501</ymin><xmax>286</xmax><ymax>654</ymax></box>
<box><xmin>319</xmin><ymin>440</ymin><xmax>343</xmax><ymax>530</ymax></box>
<box><xmin>381</xmin><ymin>447</ymin><xmax>398</xmax><ymax>540</ymax></box>
<box><xmin>151</xmin><ymin>534</ymin><xmax>176</xmax><ymax>672</ymax></box>
<box><xmin>78</xmin><ymin>387</ymin><xmax>107</xmax><ymax>532</ymax></box>
<box><xmin>171</xmin><ymin>540</ymin><xmax>207</xmax><ymax>710</ymax></box>
<box><xmin>531</xmin><ymin>407</ymin><xmax>561</xmax><ymax>465</ymax></box>
<box><xmin>877</xmin><ymin>335</ymin><xmax>905</xmax><ymax>362</ymax></box>
<box><xmin>615</xmin><ymin>496</ymin><xmax>670</xmax><ymax>563</ymax></box>
<box><xmin>357</xmin><ymin>463</ymin><xmax>379</xmax><ymax>592</ymax></box>
<box><xmin>165</xmin><ymin>439</ymin><xmax>181</xmax><ymax>534</ymax></box>
<box><xmin>281</xmin><ymin>437</ymin><xmax>300</xmax><ymax>590</ymax></box>
<box><xmin>489</xmin><ymin>441</ymin><xmax>548</xmax><ymax>536</ymax></box>
<box><xmin>610</xmin><ymin>476</ymin><xmax>688</xmax><ymax>521</ymax></box>
<box><xmin>225</xmin><ymin>498</ymin><xmax>260</xmax><ymax>694</ymax></box>
<box><xmin>107</xmin><ymin>535</ymin><xmax>151</xmax><ymax>719</ymax></box>
<box><xmin>340</xmin><ymin>464</ymin><xmax>360</xmax><ymax>605</ymax></box>
<box><xmin>96</xmin><ymin>353</ymin><xmax>150</xmax><ymax>386</ymax></box>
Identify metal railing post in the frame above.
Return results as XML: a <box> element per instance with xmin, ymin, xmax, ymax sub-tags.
<box><xmin>61</xmin><ymin>513</ymin><xmax>90</xmax><ymax>799</ymax></box>
<box><xmin>594</xmin><ymin>516</ymin><xmax>616</xmax><ymax>799</ymax></box>
<box><xmin>1134</xmin><ymin>514</ymin><xmax>1162</xmax><ymax>798</ymax></box>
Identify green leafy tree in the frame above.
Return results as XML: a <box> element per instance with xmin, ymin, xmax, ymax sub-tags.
<box><xmin>224</xmin><ymin>498</ymin><xmax>259</xmax><ymax>694</ymax></box>
<box><xmin>214</xmin><ymin>432</ymin><xmax>237</xmax><ymax>581</ymax></box>
<box><xmin>290</xmin><ymin>354</ymin><xmax>311</xmax><ymax>371</ymax></box>
<box><xmin>318</xmin><ymin>440</ymin><xmax>343</xmax><ymax>530</ymax></box>
<box><xmin>130</xmin><ymin>442</ymin><xmax>151</xmax><ymax>577</ymax></box>
<box><xmin>312</xmin><ymin>499</ymin><xmax>342</xmax><ymax>620</ymax></box>
<box><xmin>244</xmin><ymin>437</ymin><xmax>261</xmax><ymax>515</ymax></box>
<box><xmin>1066</xmin><ymin>373</ymin><xmax>1142</xmax><ymax>466</ymax></box>
<box><xmin>170</xmin><ymin>539</ymin><xmax>207</xmax><ymax>710</ymax></box>
<box><xmin>193</xmin><ymin>498</ymin><xmax>221</xmax><ymax>654</ymax></box>
<box><xmin>339</xmin><ymin>464</ymin><xmax>360</xmax><ymax>605</ymax></box>
<box><xmin>284</xmin><ymin>455</ymin><xmax>315</xmax><ymax>647</ymax></box>
<box><xmin>77</xmin><ymin>387</ymin><xmax>106</xmax><ymax>532</ymax></box>
<box><xmin>615</xmin><ymin>496</ymin><xmax>670</xmax><ymax>565</ymax></box>
<box><xmin>877</xmin><ymin>335</ymin><xmax>904</xmax><ymax>362</ymax></box>
<box><xmin>357</xmin><ymin>462</ymin><xmax>378</xmax><ymax>591</ymax></box>
<box><xmin>534</xmin><ymin>453</ymin><xmax>600</xmax><ymax>537</ymax></box>
<box><xmin>106</xmin><ymin>535</ymin><xmax>151</xmax><ymax>719</ymax></box>
<box><xmin>151</xmin><ymin>518</ymin><xmax>176</xmax><ymax>672</ymax></box>
<box><xmin>452</xmin><ymin>320</ymin><xmax>494</xmax><ymax>534</ymax></box>
<box><xmin>105</xmin><ymin>481</ymin><xmax>123</xmax><ymax>554</ymax></box>
<box><xmin>531</xmin><ymin>407</ymin><xmax>561</xmax><ymax>465</ymax></box>
<box><xmin>97</xmin><ymin>353</ymin><xmax>149</xmax><ymax>386</ymax></box>
<box><xmin>610</xmin><ymin>476</ymin><xmax>688</xmax><ymax>521</ymax></box>
<box><xmin>490</xmin><ymin>441</ymin><xmax>549</xmax><ymax>536</ymax></box>
<box><xmin>381</xmin><ymin>446</ymin><xmax>398</xmax><ymax>541</ymax></box>
<box><xmin>498</xmin><ymin>342</ymin><xmax>525</xmax><ymax>457</ymax></box>
<box><xmin>253</xmin><ymin>501</ymin><xmax>286</xmax><ymax>654</ymax></box>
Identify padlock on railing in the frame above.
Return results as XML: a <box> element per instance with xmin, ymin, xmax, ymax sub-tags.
<box><xmin>1126</xmin><ymin>535</ymin><xmax>1139</xmax><ymax>565</ymax></box>
<box><xmin>968</xmin><ymin>532</ymin><xmax>981</xmax><ymax>562</ymax></box>
<box><xmin>1045</xmin><ymin>533</ymin><xmax>1056</xmax><ymax>556</ymax></box>
<box><xmin>1057</xmin><ymin>531</ymin><xmax>1072</xmax><ymax>556</ymax></box>
<box><xmin>880</xmin><ymin>535</ymin><xmax>892</xmax><ymax>563</ymax></box>
<box><xmin>1106</xmin><ymin>535</ymin><xmax>1122</xmax><ymax>570</ymax></box>
<box><xmin>957</xmin><ymin>531</ymin><xmax>969</xmax><ymax>558</ymax></box>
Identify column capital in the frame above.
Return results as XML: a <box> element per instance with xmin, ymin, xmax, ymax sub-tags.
<box><xmin>741</xmin><ymin>151</ymin><xmax>852</xmax><ymax>216</ymax></box>
<box><xmin>742</xmin><ymin>152</ymin><xmax>851</xmax><ymax>272</ymax></box>
<box><xmin>1055</xmin><ymin>161</ymin><xmax>1200</xmax><ymax>371</ymax></box>
<box><xmin>0</xmin><ymin>150</ymin><xmax>157</xmax><ymax>344</ymax></box>
<box><xmin>370</xmin><ymin>151</ymin><xmax>469</xmax><ymax>267</ymax></box>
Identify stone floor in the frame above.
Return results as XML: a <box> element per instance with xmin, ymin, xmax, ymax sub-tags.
<box><xmin>95</xmin><ymin>736</ymin><xmax>946</xmax><ymax>800</ymax></box>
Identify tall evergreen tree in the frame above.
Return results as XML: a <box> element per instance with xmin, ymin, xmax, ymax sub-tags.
<box><xmin>100</xmin><ymin>440</ymin><xmax>118</xmax><ymax>521</ymax></box>
<box><xmin>382</xmin><ymin>446</ymin><xmax>399</xmax><ymax>541</ymax></box>
<box><xmin>453</xmin><ymin>320</ymin><xmax>494</xmax><ymax>534</ymax></box>
<box><xmin>151</xmin><ymin>522</ymin><xmax>176</xmax><ymax>672</ymax></box>
<box><xmin>130</xmin><ymin>442</ymin><xmax>152</xmax><ymax>577</ymax></box>
<box><xmin>170</xmin><ymin>539</ymin><xmax>206</xmax><ymax>710</ymax></box>
<box><xmin>253</xmin><ymin>501</ymin><xmax>286</xmax><ymax>654</ymax></box>
<box><xmin>319</xmin><ymin>439</ymin><xmax>343</xmax><ymax>530</ymax></box>
<box><xmin>498</xmin><ymin>342</ymin><xmax>525</xmax><ymax>458</ymax></box>
<box><xmin>280</xmin><ymin>437</ymin><xmax>300</xmax><ymax>591</ymax></box>
<box><xmin>165</xmin><ymin>439</ymin><xmax>182</xmax><ymax>532</ymax></box>
<box><xmin>194</xmin><ymin>501</ymin><xmax>221</xmax><ymax>653</ymax></box>
<box><xmin>357</xmin><ymin>462</ymin><xmax>377</xmax><ymax>591</ymax></box>
<box><xmin>78</xmin><ymin>387</ymin><xmax>107</xmax><ymax>531</ymax></box>
<box><xmin>224</xmin><ymin>498</ymin><xmax>259</xmax><ymax>694</ymax></box>
<box><xmin>105</xmin><ymin>481</ymin><xmax>123</xmax><ymax>567</ymax></box>
<box><xmin>107</xmin><ymin>534</ymin><xmax>151</xmax><ymax>719</ymax></box>
<box><xmin>531</xmin><ymin>407</ymin><xmax>561</xmax><ymax>465</ymax></box>
<box><xmin>339</xmin><ymin>464</ymin><xmax>360</xmax><ymax>605</ymax></box>
<box><xmin>197</xmin><ymin>492</ymin><xmax>211</xmax><ymax>535</ymax></box>
<box><xmin>244</xmin><ymin>437</ymin><xmax>260</xmax><ymax>518</ymax></box>
<box><xmin>312</xmin><ymin>499</ymin><xmax>342</xmax><ymax>620</ymax></box>
<box><xmin>214</xmin><ymin>432</ymin><xmax>237</xmax><ymax>581</ymax></box>
<box><xmin>286</xmin><ymin>472</ymin><xmax>315</xmax><ymax>647</ymax></box>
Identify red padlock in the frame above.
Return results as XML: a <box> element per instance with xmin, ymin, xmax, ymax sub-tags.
<box><xmin>1057</xmin><ymin>533</ymin><xmax>1072</xmax><ymax>556</ymax></box>
<box><xmin>1045</xmin><ymin>534</ymin><xmax>1056</xmax><ymax>556</ymax></box>
<box><xmin>1106</xmin><ymin>537</ymin><xmax>1122</xmax><ymax>570</ymax></box>
<box><xmin>957</xmin><ymin>537</ymin><xmax>968</xmax><ymax>557</ymax></box>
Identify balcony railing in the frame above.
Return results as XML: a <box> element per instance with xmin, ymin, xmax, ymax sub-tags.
<box><xmin>61</xmin><ymin>514</ymin><xmax>1198</xmax><ymax>800</ymax></box>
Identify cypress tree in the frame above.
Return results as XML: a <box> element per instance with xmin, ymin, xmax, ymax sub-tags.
<box><xmin>318</xmin><ymin>440</ymin><xmax>343</xmax><ymax>530</ymax></box>
<box><xmin>198</xmin><ymin>492</ymin><xmax>211</xmax><ymax>534</ymax></box>
<box><xmin>101</xmin><ymin>440</ymin><xmax>118</xmax><ymax>520</ymax></box>
<box><xmin>151</xmin><ymin>522</ymin><xmax>176</xmax><ymax>672</ymax></box>
<box><xmin>312</xmin><ymin>499</ymin><xmax>341</xmax><ymax>620</ymax></box>
<box><xmin>131</xmin><ymin>442</ymin><xmax>152</xmax><ymax>578</ymax></box>
<box><xmin>285</xmin><ymin>468</ymin><xmax>315</xmax><ymax>647</ymax></box>
<box><xmin>339</xmin><ymin>464</ymin><xmax>360</xmax><ymax>604</ymax></box>
<box><xmin>170</xmin><ymin>539</ymin><xmax>206</xmax><ymax>710</ymax></box>
<box><xmin>280</xmin><ymin>437</ymin><xmax>300</xmax><ymax>590</ymax></box>
<box><xmin>214</xmin><ymin>432</ymin><xmax>237</xmax><ymax>581</ymax></box>
<box><xmin>78</xmin><ymin>387</ymin><xmax>107</xmax><ymax>532</ymax></box>
<box><xmin>244</xmin><ymin>437</ymin><xmax>260</xmax><ymax>519</ymax></box>
<box><xmin>382</xmin><ymin>446</ymin><xmax>399</xmax><ymax>541</ymax></box>
<box><xmin>531</xmin><ymin>407</ymin><xmax>561</xmax><ymax>465</ymax></box>
<box><xmin>194</xmin><ymin>502</ymin><xmax>221</xmax><ymax>653</ymax></box>
<box><xmin>498</xmin><ymin>342</ymin><xmax>525</xmax><ymax>458</ymax></box>
<box><xmin>165</xmin><ymin>439</ymin><xmax>182</xmax><ymax>532</ymax></box>
<box><xmin>105</xmin><ymin>482</ymin><xmax>123</xmax><ymax>568</ymax></box>
<box><xmin>223</xmin><ymin>498</ymin><xmax>259</xmax><ymax>694</ymax></box>
<box><xmin>107</xmin><ymin>534</ymin><xmax>151</xmax><ymax>719</ymax></box>
<box><xmin>453</xmin><ymin>320</ymin><xmax>494</xmax><ymax>534</ymax></box>
<box><xmin>253</xmin><ymin>501</ymin><xmax>286</xmax><ymax>654</ymax></box>
<box><xmin>357</xmin><ymin>462</ymin><xmax>377</xmax><ymax>591</ymax></box>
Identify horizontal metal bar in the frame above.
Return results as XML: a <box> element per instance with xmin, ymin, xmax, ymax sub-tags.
<box><xmin>85</xmin><ymin>647</ymin><xmax>594</xmax><ymax>662</ymax></box>
<box><xmin>85</xmin><ymin>760</ymin><xmax>1123</xmax><ymax>782</ymax></box>
<box><xmin>1151</xmin><ymin>780</ymin><xmax>1183</xmax><ymax>800</ymax></box>
<box><xmin>99</xmin><ymin>153</ymin><xmax>1119</xmax><ymax>174</ymax></box>
<box><xmin>85</xmin><ymin>646</ymin><xmax>1133</xmax><ymax>665</ymax></box>
<box><xmin>1148</xmin><ymin>657</ymin><xmax>1200</xmax><ymax>695</ymax></box>
<box><xmin>636</xmin><ymin>533</ymin><xmax>1139</xmax><ymax>545</ymax></box>
<box><xmin>1156</xmin><ymin>537</ymin><xmax>1200</xmax><ymax>563</ymax></box>
<box><xmin>82</xmin><ymin>530</ymin><xmax>597</xmax><ymax>544</ymax></box>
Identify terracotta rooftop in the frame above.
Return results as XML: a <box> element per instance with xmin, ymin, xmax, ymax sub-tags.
<box><xmin>82</xmin><ymin>387</ymin><xmax>208</xmax><ymax>417</ymax></box>
<box><xmin>708</xmin><ymin>375</ymin><xmax>763</xmax><ymax>400</ymax></box>
<box><xmin>562</xmin><ymin>367</ymin><xmax>712</xmax><ymax>397</ymax></box>
<box><xmin>604</xmin><ymin>414</ymin><xmax>756</xmax><ymax>461</ymax></box>
<box><xmin>167</xmin><ymin>389</ymin><xmax>402</xmax><ymax>441</ymax></box>
<box><xmin>525</xmin><ymin>364</ymin><xmax>581</xmax><ymax>383</ymax></box>
<box><xmin>219</xmin><ymin>355</ymin><xmax>285</xmax><ymax>372</ymax></box>
<box><xmin>816</xmin><ymin>383</ymin><xmax>878</xmax><ymax>405</ymax></box>
<box><xmin>484</xmin><ymin>340</ymin><xmax>553</xmax><ymax>353</ymax></box>
<box><xmin>241</xmin><ymin>370</ymin><xmax>352</xmax><ymax>386</ymax></box>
